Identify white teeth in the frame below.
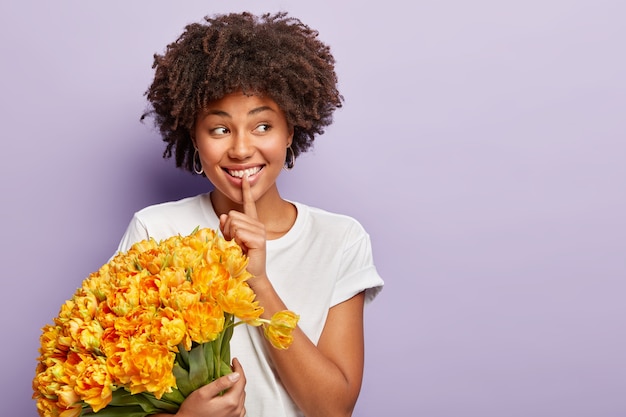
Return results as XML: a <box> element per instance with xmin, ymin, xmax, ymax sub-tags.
<box><xmin>228</xmin><ymin>166</ymin><xmax>261</xmax><ymax>178</ymax></box>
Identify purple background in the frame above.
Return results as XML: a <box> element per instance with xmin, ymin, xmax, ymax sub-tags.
<box><xmin>2</xmin><ymin>1</ymin><xmax>625</xmax><ymax>416</ymax></box>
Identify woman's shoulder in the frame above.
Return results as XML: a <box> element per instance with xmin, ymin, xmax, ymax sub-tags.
<box><xmin>134</xmin><ymin>193</ymin><xmax>210</xmax><ymax>218</ymax></box>
<box><xmin>292</xmin><ymin>201</ymin><xmax>370</xmax><ymax>239</ymax></box>
<box><xmin>125</xmin><ymin>193</ymin><xmax>217</xmax><ymax>244</ymax></box>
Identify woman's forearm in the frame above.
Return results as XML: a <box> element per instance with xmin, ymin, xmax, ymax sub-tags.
<box><xmin>252</xmin><ymin>275</ymin><xmax>365</xmax><ymax>417</ymax></box>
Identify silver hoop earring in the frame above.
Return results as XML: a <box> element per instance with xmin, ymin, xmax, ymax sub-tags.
<box><xmin>283</xmin><ymin>146</ymin><xmax>295</xmax><ymax>171</ymax></box>
<box><xmin>193</xmin><ymin>148</ymin><xmax>204</xmax><ymax>175</ymax></box>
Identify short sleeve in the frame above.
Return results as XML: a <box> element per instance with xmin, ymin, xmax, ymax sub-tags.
<box><xmin>115</xmin><ymin>215</ymin><xmax>150</xmax><ymax>254</ymax></box>
<box><xmin>331</xmin><ymin>227</ymin><xmax>384</xmax><ymax>307</ymax></box>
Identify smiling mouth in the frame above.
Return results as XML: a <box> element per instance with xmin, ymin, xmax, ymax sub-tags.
<box><xmin>225</xmin><ymin>166</ymin><xmax>263</xmax><ymax>178</ymax></box>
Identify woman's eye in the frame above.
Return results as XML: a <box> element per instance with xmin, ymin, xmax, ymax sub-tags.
<box><xmin>211</xmin><ymin>127</ymin><xmax>229</xmax><ymax>135</ymax></box>
<box><xmin>255</xmin><ymin>124</ymin><xmax>271</xmax><ymax>133</ymax></box>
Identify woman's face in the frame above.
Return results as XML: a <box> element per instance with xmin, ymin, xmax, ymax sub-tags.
<box><xmin>193</xmin><ymin>91</ymin><xmax>293</xmax><ymax>207</ymax></box>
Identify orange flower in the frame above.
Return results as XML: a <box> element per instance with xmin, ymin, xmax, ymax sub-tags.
<box><xmin>263</xmin><ymin>310</ymin><xmax>300</xmax><ymax>350</ymax></box>
<box><xmin>192</xmin><ymin>262</ymin><xmax>230</xmax><ymax>300</ymax></box>
<box><xmin>158</xmin><ymin>267</ymin><xmax>189</xmax><ymax>294</ymax></box>
<box><xmin>59</xmin><ymin>405</ymin><xmax>82</xmax><ymax>417</ymax></box>
<box><xmin>70</xmin><ymin>291</ymin><xmax>99</xmax><ymax>321</ymax></box>
<box><xmin>56</xmin><ymin>385</ymin><xmax>79</xmax><ymax>409</ymax></box>
<box><xmin>218</xmin><ymin>279</ymin><xmax>263</xmax><ymax>322</ymax></box>
<box><xmin>165</xmin><ymin>279</ymin><xmax>200</xmax><ymax>312</ymax></box>
<box><xmin>38</xmin><ymin>324</ymin><xmax>65</xmax><ymax>360</ymax></box>
<box><xmin>65</xmin><ymin>317</ymin><xmax>103</xmax><ymax>353</ymax></box>
<box><xmin>137</xmin><ymin>274</ymin><xmax>161</xmax><ymax>307</ymax></box>
<box><xmin>82</xmin><ymin>267</ymin><xmax>113</xmax><ymax>302</ymax></box>
<box><xmin>32</xmin><ymin>362</ymin><xmax>62</xmax><ymax>399</ymax></box>
<box><xmin>152</xmin><ymin>307</ymin><xmax>188</xmax><ymax>350</ymax></box>
<box><xmin>34</xmin><ymin>396</ymin><xmax>69</xmax><ymax>417</ymax></box>
<box><xmin>136</xmin><ymin>247</ymin><xmax>170</xmax><ymax>275</ymax></box>
<box><xmin>57</xmin><ymin>299</ymin><xmax>75</xmax><ymax>322</ymax></box>
<box><xmin>34</xmin><ymin>227</ymin><xmax>298</xmax><ymax>417</ymax></box>
<box><xmin>183</xmin><ymin>301</ymin><xmax>225</xmax><ymax>344</ymax></box>
<box><xmin>73</xmin><ymin>355</ymin><xmax>113</xmax><ymax>412</ymax></box>
<box><xmin>124</xmin><ymin>339</ymin><xmax>176</xmax><ymax>398</ymax></box>
<box><xmin>94</xmin><ymin>303</ymin><xmax>117</xmax><ymax>330</ymax></box>
<box><xmin>106</xmin><ymin>273</ymin><xmax>142</xmax><ymax>316</ymax></box>
<box><xmin>214</xmin><ymin>244</ymin><xmax>251</xmax><ymax>280</ymax></box>
<box><xmin>104</xmin><ymin>337</ymin><xmax>129</xmax><ymax>384</ymax></box>
<box><xmin>99</xmin><ymin>327</ymin><xmax>122</xmax><ymax>359</ymax></box>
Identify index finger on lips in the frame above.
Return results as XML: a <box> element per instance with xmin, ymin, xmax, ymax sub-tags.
<box><xmin>241</xmin><ymin>174</ymin><xmax>258</xmax><ymax>219</ymax></box>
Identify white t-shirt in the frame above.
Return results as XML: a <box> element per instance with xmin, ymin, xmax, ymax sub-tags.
<box><xmin>116</xmin><ymin>193</ymin><xmax>384</xmax><ymax>417</ymax></box>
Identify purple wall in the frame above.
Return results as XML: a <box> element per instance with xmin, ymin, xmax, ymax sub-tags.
<box><xmin>2</xmin><ymin>1</ymin><xmax>625</xmax><ymax>416</ymax></box>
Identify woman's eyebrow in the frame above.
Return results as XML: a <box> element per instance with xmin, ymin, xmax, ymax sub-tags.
<box><xmin>204</xmin><ymin>109</ymin><xmax>230</xmax><ymax>117</ymax></box>
<box><xmin>203</xmin><ymin>106</ymin><xmax>275</xmax><ymax>118</ymax></box>
<box><xmin>248</xmin><ymin>106</ymin><xmax>275</xmax><ymax>116</ymax></box>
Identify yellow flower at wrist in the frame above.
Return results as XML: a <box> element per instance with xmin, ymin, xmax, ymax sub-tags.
<box><xmin>262</xmin><ymin>310</ymin><xmax>299</xmax><ymax>350</ymax></box>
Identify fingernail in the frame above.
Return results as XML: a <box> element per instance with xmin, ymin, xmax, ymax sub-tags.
<box><xmin>228</xmin><ymin>372</ymin><xmax>240</xmax><ymax>382</ymax></box>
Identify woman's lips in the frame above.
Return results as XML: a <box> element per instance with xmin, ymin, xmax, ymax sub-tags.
<box><xmin>223</xmin><ymin>165</ymin><xmax>264</xmax><ymax>186</ymax></box>
<box><xmin>225</xmin><ymin>165</ymin><xmax>263</xmax><ymax>178</ymax></box>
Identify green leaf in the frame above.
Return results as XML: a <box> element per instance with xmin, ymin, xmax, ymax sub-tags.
<box><xmin>81</xmin><ymin>404</ymin><xmax>150</xmax><ymax>417</ymax></box>
<box><xmin>177</xmin><ymin>343</ymin><xmax>190</xmax><ymax>369</ymax></box>
<box><xmin>84</xmin><ymin>379</ymin><xmax>182</xmax><ymax>416</ymax></box>
<box><xmin>203</xmin><ymin>341</ymin><xmax>215</xmax><ymax>378</ymax></box>
<box><xmin>172</xmin><ymin>362</ymin><xmax>194</xmax><ymax>397</ymax></box>
<box><xmin>141</xmin><ymin>392</ymin><xmax>182</xmax><ymax>413</ymax></box>
<box><xmin>220</xmin><ymin>360</ymin><xmax>232</xmax><ymax>377</ymax></box>
<box><xmin>188</xmin><ymin>343</ymin><xmax>209</xmax><ymax>390</ymax></box>
<box><xmin>220</xmin><ymin>318</ymin><xmax>234</xmax><ymax>364</ymax></box>
<box><xmin>106</xmin><ymin>391</ymin><xmax>159</xmax><ymax>412</ymax></box>
<box><xmin>160</xmin><ymin>387</ymin><xmax>186</xmax><ymax>406</ymax></box>
<box><xmin>106</xmin><ymin>389</ymin><xmax>147</xmax><ymax>407</ymax></box>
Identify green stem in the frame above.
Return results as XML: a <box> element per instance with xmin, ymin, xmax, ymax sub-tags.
<box><xmin>214</xmin><ymin>335</ymin><xmax>222</xmax><ymax>379</ymax></box>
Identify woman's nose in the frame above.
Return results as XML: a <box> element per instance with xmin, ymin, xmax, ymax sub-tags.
<box><xmin>228</xmin><ymin>133</ymin><xmax>254</xmax><ymax>159</ymax></box>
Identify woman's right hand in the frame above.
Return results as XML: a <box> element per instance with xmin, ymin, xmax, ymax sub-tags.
<box><xmin>157</xmin><ymin>358</ymin><xmax>247</xmax><ymax>417</ymax></box>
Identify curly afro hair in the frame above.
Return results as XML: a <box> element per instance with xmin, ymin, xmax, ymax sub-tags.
<box><xmin>142</xmin><ymin>11</ymin><xmax>343</xmax><ymax>173</ymax></box>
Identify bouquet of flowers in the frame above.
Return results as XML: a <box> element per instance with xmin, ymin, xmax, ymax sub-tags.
<box><xmin>32</xmin><ymin>227</ymin><xmax>299</xmax><ymax>417</ymax></box>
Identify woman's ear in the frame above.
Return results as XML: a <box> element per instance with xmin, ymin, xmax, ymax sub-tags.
<box><xmin>190</xmin><ymin>128</ymin><xmax>197</xmax><ymax>149</ymax></box>
<box><xmin>287</xmin><ymin>127</ymin><xmax>294</xmax><ymax>148</ymax></box>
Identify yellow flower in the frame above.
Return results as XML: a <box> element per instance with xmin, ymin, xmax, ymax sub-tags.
<box><xmin>183</xmin><ymin>301</ymin><xmax>225</xmax><ymax>344</ymax></box>
<box><xmin>166</xmin><ymin>279</ymin><xmax>200</xmax><ymax>310</ymax></box>
<box><xmin>56</xmin><ymin>385</ymin><xmax>79</xmax><ymax>409</ymax></box>
<box><xmin>103</xmin><ymin>338</ymin><xmax>128</xmax><ymax>383</ymax></box>
<box><xmin>125</xmin><ymin>339</ymin><xmax>176</xmax><ymax>398</ymax></box>
<box><xmin>222</xmin><ymin>248</ymin><xmax>252</xmax><ymax>280</ymax></box>
<box><xmin>111</xmin><ymin>310</ymin><xmax>146</xmax><ymax>338</ymax></box>
<box><xmin>94</xmin><ymin>303</ymin><xmax>118</xmax><ymax>331</ymax></box>
<box><xmin>137</xmin><ymin>274</ymin><xmax>161</xmax><ymax>307</ymax></box>
<box><xmin>136</xmin><ymin>247</ymin><xmax>170</xmax><ymax>275</ymax></box>
<box><xmin>38</xmin><ymin>324</ymin><xmax>64</xmax><ymax>359</ymax></box>
<box><xmin>152</xmin><ymin>307</ymin><xmax>188</xmax><ymax>350</ymax></box>
<box><xmin>171</xmin><ymin>239</ymin><xmax>206</xmax><ymax>269</ymax></box>
<box><xmin>74</xmin><ymin>355</ymin><xmax>113</xmax><ymax>412</ymax></box>
<box><xmin>83</xmin><ymin>267</ymin><xmax>113</xmax><ymax>302</ymax></box>
<box><xmin>218</xmin><ymin>279</ymin><xmax>263</xmax><ymax>322</ymax></box>
<box><xmin>192</xmin><ymin>262</ymin><xmax>230</xmax><ymax>299</ymax></box>
<box><xmin>34</xmin><ymin>397</ymin><xmax>63</xmax><ymax>417</ymax></box>
<box><xmin>70</xmin><ymin>291</ymin><xmax>99</xmax><ymax>321</ymax></box>
<box><xmin>59</xmin><ymin>405</ymin><xmax>82</xmax><ymax>417</ymax></box>
<box><xmin>106</xmin><ymin>273</ymin><xmax>143</xmax><ymax>316</ymax></box>
<box><xmin>263</xmin><ymin>310</ymin><xmax>300</xmax><ymax>350</ymax></box>
<box><xmin>127</xmin><ymin>238</ymin><xmax>159</xmax><ymax>255</ymax></box>
<box><xmin>34</xmin><ymin>227</ymin><xmax>298</xmax><ymax>417</ymax></box>
<box><xmin>32</xmin><ymin>363</ymin><xmax>62</xmax><ymax>399</ymax></box>
<box><xmin>158</xmin><ymin>267</ymin><xmax>189</xmax><ymax>293</ymax></box>
<box><xmin>65</xmin><ymin>317</ymin><xmax>103</xmax><ymax>353</ymax></box>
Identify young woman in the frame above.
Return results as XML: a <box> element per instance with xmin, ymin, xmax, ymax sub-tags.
<box><xmin>117</xmin><ymin>12</ymin><xmax>383</xmax><ymax>417</ymax></box>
